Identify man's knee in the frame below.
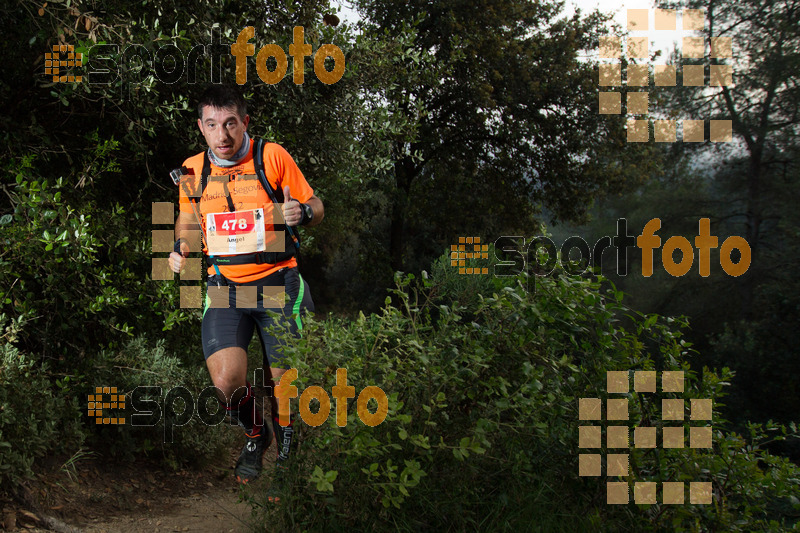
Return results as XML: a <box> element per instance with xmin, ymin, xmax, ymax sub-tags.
<box><xmin>206</xmin><ymin>346</ymin><xmax>249</xmax><ymax>403</ymax></box>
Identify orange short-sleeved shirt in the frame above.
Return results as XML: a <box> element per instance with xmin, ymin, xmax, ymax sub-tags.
<box><xmin>178</xmin><ymin>141</ymin><xmax>314</xmax><ymax>283</ymax></box>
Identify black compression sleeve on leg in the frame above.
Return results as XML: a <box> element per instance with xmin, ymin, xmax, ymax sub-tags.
<box><xmin>272</xmin><ymin>413</ymin><xmax>295</xmax><ymax>465</ymax></box>
<box><xmin>226</xmin><ymin>382</ymin><xmax>265</xmax><ymax>436</ymax></box>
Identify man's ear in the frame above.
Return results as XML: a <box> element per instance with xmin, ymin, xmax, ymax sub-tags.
<box><xmin>197</xmin><ymin>118</ymin><xmax>203</xmax><ymax>133</ymax></box>
<box><xmin>243</xmin><ymin>114</ymin><xmax>250</xmax><ymax>129</ymax></box>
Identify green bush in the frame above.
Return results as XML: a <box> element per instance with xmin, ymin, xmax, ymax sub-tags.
<box><xmin>85</xmin><ymin>335</ymin><xmax>235</xmax><ymax>470</ymax></box>
<box><xmin>0</xmin><ymin>330</ymin><xmax>234</xmax><ymax>496</ymax></box>
<box><xmin>0</xmin><ymin>327</ymin><xmax>85</xmax><ymax>492</ymax></box>
<box><xmin>0</xmin><ymin>149</ymin><xmax>200</xmax><ymax>369</ymax></box>
<box><xmin>246</xmin><ymin>252</ymin><xmax>800</xmax><ymax>531</ymax></box>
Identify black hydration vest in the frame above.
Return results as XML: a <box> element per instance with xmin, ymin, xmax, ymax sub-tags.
<box><xmin>191</xmin><ymin>138</ymin><xmax>301</xmax><ymax>267</ymax></box>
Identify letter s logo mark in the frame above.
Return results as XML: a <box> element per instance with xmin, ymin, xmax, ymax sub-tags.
<box><xmin>130</xmin><ymin>386</ymin><xmax>162</xmax><ymax>427</ymax></box>
<box><xmin>86</xmin><ymin>44</ymin><xmax>120</xmax><ymax>85</ymax></box>
<box><xmin>494</xmin><ymin>236</ymin><xmax>525</xmax><ymax>277</ymax></box>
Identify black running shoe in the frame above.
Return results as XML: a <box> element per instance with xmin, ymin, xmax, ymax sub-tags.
<box><xmin>234</xmin><ymin>428</ymin><xmax>272</xmax><ymax>484</ymax></box>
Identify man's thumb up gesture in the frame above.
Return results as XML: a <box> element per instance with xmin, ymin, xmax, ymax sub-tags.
<box><xmin>281</xmin><ymin>185</ymin><xmax>302</xmax><ymax>226</ymax></box>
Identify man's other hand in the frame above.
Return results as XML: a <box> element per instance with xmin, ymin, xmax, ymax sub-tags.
<box><xmin>169</xmin><ymin>241</ymin><xmax>190</xmax><ymax>273</ymax></box>
<box><xmin>281</xmin><ymin>186</ymin><xmax>302</xmax><ymax>226</ymax></box>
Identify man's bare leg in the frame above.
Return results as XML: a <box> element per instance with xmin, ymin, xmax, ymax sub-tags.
<box><xmin>207</xmin><ymin>346</ymin><xmax>271</xmax><ymax>483</ymax></box>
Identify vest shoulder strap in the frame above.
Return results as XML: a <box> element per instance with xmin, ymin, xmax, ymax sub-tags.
<box><xmin>253</xmin><ymin>138</ymin><xmax>284</xmax><ymax>203</ymax></box>
<box><xmin>200</xmin><ymin>151</ymin><xmax>235</xmax><ymax>213</ymax></box>
<box><xmin>197</xmin><ymin>140</ymin><xmax>283</xmax><ymax>203</ymax></box>
<box><xmin>254</xmin><ymin>138</ymin><xmax>300</xmax><ymax>252</ymax></box>
<box><xmin>201</xmin><ymin>151</ymin><xmax>211</xmax><ymax>195</ymax></box>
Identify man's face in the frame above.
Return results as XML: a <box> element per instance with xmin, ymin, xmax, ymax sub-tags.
<box><xmin>197</xmin><ymin>105</ymin><xmax>250</xmax><ymax>160</ymax></box>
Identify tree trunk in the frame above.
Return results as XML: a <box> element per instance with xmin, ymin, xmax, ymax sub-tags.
<box><xmin>740</xmin><ymin>145</ymin><xmax>763</xmax><ymax>321</ymax></box>
<box><xmin>389</xmin><ymin>152</ymin><xmax>417</xmax><ymax>272</ymax></box>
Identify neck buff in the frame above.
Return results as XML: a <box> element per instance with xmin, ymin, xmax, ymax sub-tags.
<box><xmin>207</xmin><ymin>132</ymin><xmax>251</xmax><ymax>167</ymax></box>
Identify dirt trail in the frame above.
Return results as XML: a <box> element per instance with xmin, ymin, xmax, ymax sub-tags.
<box><xmin>79</xmin><ymin>484</ymin><xmax>251</xmax><ymax>533</ymax></box>
<box><xmin>2</xmin><ymin>449</ymin><xmax>272</xmax><ymax>533</ymax></box>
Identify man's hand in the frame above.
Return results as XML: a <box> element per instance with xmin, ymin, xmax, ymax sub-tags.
<box><xmin>281</xmin><ymin>186</ymin><xmax>303</xmax><ymax>227</ymax></box>
<box><xmin>168</xmin><ymin>241</ymin><xmax>190</xmax><ymax>274</ymax></box>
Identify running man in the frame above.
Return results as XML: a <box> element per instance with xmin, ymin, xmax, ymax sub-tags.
<box><xmin>168</xmin><ymin>84</ymin><xmax>323</xmax><ymax>497</ymax></box>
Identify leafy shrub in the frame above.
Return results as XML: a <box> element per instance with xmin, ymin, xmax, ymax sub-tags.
<box><xmin>85</xmin><ymin>335</ymin><xmax>235</xmax><ymax>470</ymax></box>
<box><xmin>0</xmin><ymin>328</ymin><xmax>85</xmax><ymax>492</ymax></box>
<box><xmin>247</xmin><ymin>252</ymin><xmax>800</xmax><ymax>531</ymax></box>
<box><xmin>0</xmin><ymin>149</ymin><xmax>199</xmax><ymax>370</ymax></box>
<box><xmin>0</xmin><ymin>329</ymin><xmax>235</xmax><ymax>497</ymax></box>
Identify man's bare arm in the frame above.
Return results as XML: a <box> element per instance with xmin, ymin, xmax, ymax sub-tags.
<box><xmin>174</xmin><ymin>211</ymin><xmax>201</xmax><ymax>251</ymax></box>
<box><xmin>305</xmin><ymin>195</ymin><xmax>324</xmax><ymax>227</ymax></box>
<box><xmin>169</xmin><ymin>211</ymin><xmax>200</xmax><ymax>272</ymax></box>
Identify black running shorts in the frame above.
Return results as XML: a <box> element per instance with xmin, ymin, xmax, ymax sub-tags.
<box><xmin>201</xmin><ymin>267</ymin><xmax>314</xmax><ymax>368</ymax></box>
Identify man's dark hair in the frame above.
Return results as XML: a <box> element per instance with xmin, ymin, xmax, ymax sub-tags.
<box><xmin>197</xmin><ymin>84</ymin><xmax>247</xmax><ymax>120</ymax></box>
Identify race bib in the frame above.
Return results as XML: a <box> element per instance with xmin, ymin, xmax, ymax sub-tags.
<box><xmin>206</xmin><ymin>208</ymin><xmax>266</xmax><ymax>255</ymax></box>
